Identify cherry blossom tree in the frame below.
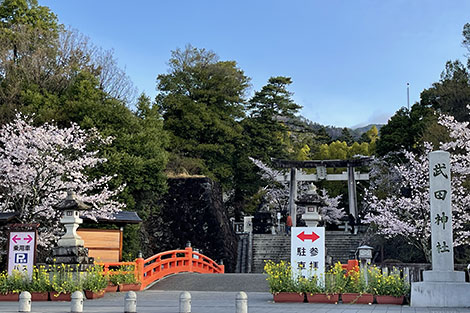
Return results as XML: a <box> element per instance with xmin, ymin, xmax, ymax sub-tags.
<box><xmin>250</xmin><ymin>158</ymin><xmax>345</xmax><ymax>224</ymax></box>
<box><xmin>0</xmin><ymin>114</ymin><xmax>125</xmax><ymax>248</ymax></box>
<box><xmin>364</xmin><ymin>111</ymin><xmax>470</xmax><ymax>261</ymax></box>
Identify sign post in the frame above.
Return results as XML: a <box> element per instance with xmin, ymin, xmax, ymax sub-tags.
<box><xmin>291</xmin><ymin>227</ymin><xmax>325</xmax><ymax>282</ymax></box>
<box><xmin>7</xmin><ymin>224</ymin><xmax>38</xmax><ymax>278</ymax></box>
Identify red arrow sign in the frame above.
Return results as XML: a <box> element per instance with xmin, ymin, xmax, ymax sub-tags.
<box><xmin>12</xmin><ymin>235</ymin><xmax>20</xmax><ymax>244</ymax></box>
<box><xmin>24</xmin><ymin>235</ymin><xmax>33</xmax><ymax>244</ymax></box>
<box><xmin>297</xmin><ymin>231</ymin><xmax>320</xmax><ymax>242</ymax></box>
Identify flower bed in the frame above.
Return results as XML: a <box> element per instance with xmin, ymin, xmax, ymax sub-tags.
<box><xmin>264</xmin><ymin>261</ymin><xmax>409</xmax><ymax>304</ymax></box>
<box><xmin>0</xmin><ymin>262</ymin><xmax>141</xmax><ymax>301</ymax></box>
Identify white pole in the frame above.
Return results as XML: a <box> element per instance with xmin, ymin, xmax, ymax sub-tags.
<box><xmin>70</xmin><ymin>291</ymin><xmax>83</xmax><ymax>313</ymax></box>
<box><xmin>179</xmin><ymin>291</ymin><xmax>191</xmax><ymax>313</ymax></box>
<box><xmin>124</xmin><ymin>291</ymin><xmax>137</xmax><ymax>313</ymax></box>
<box><xmin>18</xmin><ymin>291</ymin><xmax>31</xmax><ymax>312</ymax></box>
<box><xmin>236</xmin><ymin>291</ymin><xmax>248</xmax><ymax>313</ymax></box>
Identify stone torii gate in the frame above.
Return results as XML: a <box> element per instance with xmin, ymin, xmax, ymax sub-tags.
<box><xmin>273</xmin><ymin>157</ymin><xmax>372</xmax><ymax>227</ymax></box>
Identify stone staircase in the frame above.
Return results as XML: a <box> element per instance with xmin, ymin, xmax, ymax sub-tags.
<box><xmin>251</xmin><ymin>232</ymin><xmax>365</xmax><ymax>273</ymax></box>
<box><xmin>252</xmin><ymin>234</ymin><xmax>290</xmax><ymax>273</ymax></box>
<box><xmin>325</xmin><ymin>232</ymin><xmax>365</xmax><ymax>264</ymax></box>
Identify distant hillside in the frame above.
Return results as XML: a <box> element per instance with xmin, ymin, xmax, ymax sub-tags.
<box><xmin>283</xmin><ymin>115</ymin><xmax>383</xmax><ymax>141</ymax></box>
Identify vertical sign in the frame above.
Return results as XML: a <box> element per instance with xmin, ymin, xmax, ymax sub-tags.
<box><xmin>429</xmin><ymin>151</ymin><xmax>453</xmax><ymax>272</ymax></box>
<box><xmin>8</xmin><ymin>230</ymin><xmax>36</xmax><ymax>277</ymax></box>
<box><xmin>291</xmin><ymin>227</ymin><xmax>325</xmax><ymax>281</ymax></box>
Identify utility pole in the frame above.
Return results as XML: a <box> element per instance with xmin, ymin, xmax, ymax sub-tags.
<box><xmin>407</xmin><ymin>82</ymin><xmax>410</xmax><ymax>111</ymax></box>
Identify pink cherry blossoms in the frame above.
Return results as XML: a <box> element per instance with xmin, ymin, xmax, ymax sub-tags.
<box><xmin>364</xmin><ymin>110</ymin><xmax>470</xmax><ymax>261</ymax></box>
<box><xmin>0</xmin><ymin>114</ymin><xmax>125</xmax><ymax>248</ymax></box>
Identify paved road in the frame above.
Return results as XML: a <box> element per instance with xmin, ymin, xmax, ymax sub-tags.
<box><xmin>148</xmin><ymin>273</ymin><xmax>270</xmax><ymax>292</ymax></box>
<box><xmin>1</xmin><ymin>273</ymin><xmax>470</xmax><ymax>313</ymax></box>
<box><xmin>1</xmin><ymin>290</ymin><xmax>469</xmax><ymax>313</ymax></box>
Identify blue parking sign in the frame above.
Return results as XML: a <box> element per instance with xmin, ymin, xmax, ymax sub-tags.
<box><xmin>15</xmin><ymin>253</ymin><xmax>28</xmax><ymax>263</ymax></box>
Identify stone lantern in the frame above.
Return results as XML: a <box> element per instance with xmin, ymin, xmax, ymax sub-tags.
<box><xmin>51</xmin><ymin>191</ymin><xmax>93</xmax><ymax>267</ymax></box>
<box><xmin>295</xmin><ymin>184</ymin><xmax>324</xmax><ymax>227</ymax></box>
<box><xmin>56</xmin><ymin>191</ymin><xmax>89</xmax><ymax>247</ymax></box>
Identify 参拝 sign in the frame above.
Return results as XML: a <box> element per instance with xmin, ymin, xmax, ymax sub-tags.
<box><xmin>291</xmin><ymin>227</ymin><xmax>325</xmax><ymax>281</ymax></box>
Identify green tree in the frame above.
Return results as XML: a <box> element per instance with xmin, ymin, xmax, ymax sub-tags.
<box><xmin>243</xmin><ymin>76</ymin><xmax>301</xmax><ymax>163</ymax></box>
<box><xmin>375</xmin><ymin>103</ymin><xmax>434</xmax><ymax>156</ymax></box>
<box><xmin>338</xmin><ymin>127</ymin><xmax>354</xmax><ymax>145</ymax></box>
<box><xmin>156</xmin><ymin>45</ymin><xmax>250</xmax><ymax>189</ymax></box>
<box><xmin>420</xmin><ymin>60</ymin><xmax>470</xmax><ymax>122</ymax></box>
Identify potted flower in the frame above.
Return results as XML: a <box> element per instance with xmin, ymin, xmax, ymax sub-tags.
<box><xmin>28</xmin><ymin>265</ymin><xmax>52</xmax><ymax>301</ymax></box>
<box><xmin>369</xmin><ymin>266</ymin><xmax>409</xmax><ymax>304</ymax></box>
<box><xmin>307</xmin><ymin>262</ymin><xmax>345</xmax><ymax>303</ymax></box>
<box><xmin>342</xmin><ymin>266</ymin><xmax>373</xmax><ymax>304</ymax></box>
<box><xmin>301</xmin><ymin>274</ymin><xmax>328</xmax><ymax>303</ymax></box>
<box><xmin>50</xmin><ymin>263</ymin><xmax>83</xmax><ymax>301</ymax></box>
<box><xmin>83</xmin><ymin>264</ymin><xmax>108</xmax><ymax>299</ymax></box>
<box><xmin>264</xmin><ymin>260</ymin><xmax>305</xmax><ymax>302</ymax></box>
<box><xmin>0</xmin><ymin>270</ymin><xmax>28</xmax><ymax>301</ymax></box>
<box><xmin>106</xmin><ymin>270</ymin><xmax>121</xmax><ymax>292</ymax></box>
<box><xmin>117</xmin><ymin>264</ymin><xmax>141</xmax><ymax>292</ymax></box>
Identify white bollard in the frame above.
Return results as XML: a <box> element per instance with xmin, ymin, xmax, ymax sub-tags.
<box><xmin>179</xmin><ymin>291</ymin><xmax>191</xmax><ymax>313</ymax></box>
<box><xmin>71</xmin><ymin>291</ymin><xmax>83</xmax><ymax>313</ymax></box>
<box><xmin>124</xmin><ymin>291</ymin><xmax>137</xmax><ymax>313</ymax></box>
<box><xmin>18</xmin><ymin>291</ymin><xmax>31</xmax><ymax>312</ymax></box>
<box><xmin>236</xmin><ymin>292</ymin><xmax>248</xmax><ymax>313</ymax></box>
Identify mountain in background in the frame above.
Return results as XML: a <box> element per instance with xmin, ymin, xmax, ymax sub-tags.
<box><xmin>282</xmin><ymin>115</ymin><xmax>383</xmax><ymax>141</ymax></box>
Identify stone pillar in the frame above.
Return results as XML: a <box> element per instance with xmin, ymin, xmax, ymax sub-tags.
<box><xmin>289</xmin><ymin>168</ymin><xmax>297</xmax><ymax>227</ymax></box>
<box><xmin>347</xmin><ymin>164</ymin><xmax>358</xmax><ymax>219</ymax></box>
<box><xmin>411</xmin><ymin>150</ymin><xmax>470</xmax><ymax>307</ymax></box>
<box><xmin>426</xmin><ymin>150</ymin><xmax>456</xmax><ymax>278</ymax></box>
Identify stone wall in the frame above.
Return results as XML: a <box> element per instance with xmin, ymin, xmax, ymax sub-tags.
<box><xmin>144</xmin><ymin>177</ymin><xmax>238</xmax><ymax>272</ymax></box>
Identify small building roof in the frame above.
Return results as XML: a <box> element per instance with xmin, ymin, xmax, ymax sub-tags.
<box><xmin>0</xmin><ymin>211</ymin><xmax>142</xmax><ymax>225</ymax></box>
<box><xmin>81</xmin><ymin>211</ymin><xmax>142</xmax><ymax>225</ymax></box>
<box><xmin>0</xmin><ymin>212</ymin><xmax>19</xmax><ymax>225</ymax></box>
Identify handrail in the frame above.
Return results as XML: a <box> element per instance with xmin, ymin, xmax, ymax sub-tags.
<box><xmin>102</xmin><ymin>247</ymin><xmax>224</xmax><ymax>290</ymax></box>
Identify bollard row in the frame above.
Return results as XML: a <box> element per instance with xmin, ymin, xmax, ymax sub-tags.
<box><xmin>17</xmin><ymin>290</ymin><xmax>248</xmax><ymax>313</ymax></box>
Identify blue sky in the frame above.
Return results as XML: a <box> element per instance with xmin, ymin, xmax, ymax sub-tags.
<box><xmin>41</xmin><ymin>0</ymin><xmax>470</xmax><ymax>128</ymax></box>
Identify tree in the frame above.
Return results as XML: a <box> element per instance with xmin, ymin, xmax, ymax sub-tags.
<box><xmin>157</xmin><ymin>45</ymin><xmax>250</xmax><ymax>188</ymax></box>
<box><xmin>0</xmin><ymin>0</ymin><xmax>137</xmax><ymax>124</ymax></box>
<box><xmin>338</xmin><ymin>127</ymin><xmax>354</xmax><ymax>145</ymax></box>
<box><xmin>375</xmin><ymin>103</ymin><xmax>435</xmax><ymax>156</ymax></box>
<box><xmin>420</xmin><ymin>60</ymin><xmax>470</xmax><ymax>122</ymax></box>
<box><xmin>364</xmin><ymin>112</ymin><xmax>470</xmax><ymax>261</ymax></box>
<box><xmin>0</xmin><ymin>114</ymin><xmax>124</xmax><ymax>249</ymax></box>
<box><xmin>243</xmin><ymin>76</ymin><xmax>302</xmax><ymax>163</ymax></box>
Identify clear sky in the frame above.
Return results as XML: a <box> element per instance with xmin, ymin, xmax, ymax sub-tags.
<box><xmin>41</xmin><ymin>0</ymin><xmax>470</xmax><ymax>128</ymax></box>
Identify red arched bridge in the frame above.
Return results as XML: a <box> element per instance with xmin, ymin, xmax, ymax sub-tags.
<box><xmin>101</xmin><ymin>247</ymin><xmax>225</xmax><ymax>290</ymax></box>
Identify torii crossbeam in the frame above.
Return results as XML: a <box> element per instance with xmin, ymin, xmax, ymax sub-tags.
<box><xmin>272</xmin><ymin>157</ymin><xmax>372</xmax><ymax>227</ymax></box>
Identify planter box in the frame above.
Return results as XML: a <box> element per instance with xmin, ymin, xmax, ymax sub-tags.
<box><xmin>85</xmin><ymin>289</ymin><xmax>105</xmax><ymax>299</ymax></box>
<box><xmin>0</xmin><ymin>293</ymin><xmax>19</xmax><ymax>301</ymax></box>
<box><xmin>105</xmin><ymin>284</ymin><xmax>118</xmax><ymax>292</ymax></box>
<box><xmin>118</xmin><ymin>283</ymin><xmax>141</xmax><ymax>292</ymax></box>
<box><xmin>376</xmin><ymin>295</ymin><xmax>404</xmax><ymax>305</ymax></box>
<box><xmin>306</xmin><ymin>293</ymin><xmax>339</xmax><ymax>303</ymax></box>
<box><xmin>273</xmin><ymin>292</ymin><xmax>305</xmax><ymax>302</ymax></box>
<box><xmin>31</xmin><ymin>292</ymin><xmax>49</xmax><ymax>301</ymax></box>
<box><xmin>49</xmin><ymin>292</ymin><xmax>71</xmax><ymax>301</ymax></box>
<box><xmin>342</xmin><ymin>293</ymin><xmax>373</xmax><ymax>304</ymax></box>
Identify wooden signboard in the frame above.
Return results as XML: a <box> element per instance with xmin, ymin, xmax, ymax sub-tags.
<box><xmin>77</xmin><ymin>229</ymin><xmax>122</xmax><ymax>262</ymax></box>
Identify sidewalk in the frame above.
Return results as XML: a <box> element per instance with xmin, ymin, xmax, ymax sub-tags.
<box><xmin>1</xmin><ymin>291</ymin><xmax>469</xmax><ymax>313</ymax></box>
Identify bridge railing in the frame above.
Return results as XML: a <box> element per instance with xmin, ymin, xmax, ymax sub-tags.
<box><xmin>102</xmin><ymin>247</ymin><xmax>224</xmax><ymax>290</ymax></box>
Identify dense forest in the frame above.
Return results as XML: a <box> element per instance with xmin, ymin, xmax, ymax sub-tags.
<box><xmin>1</xmin><ymin>0</ymin><xmax>470</xmax><ymax>264</ymax></box>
